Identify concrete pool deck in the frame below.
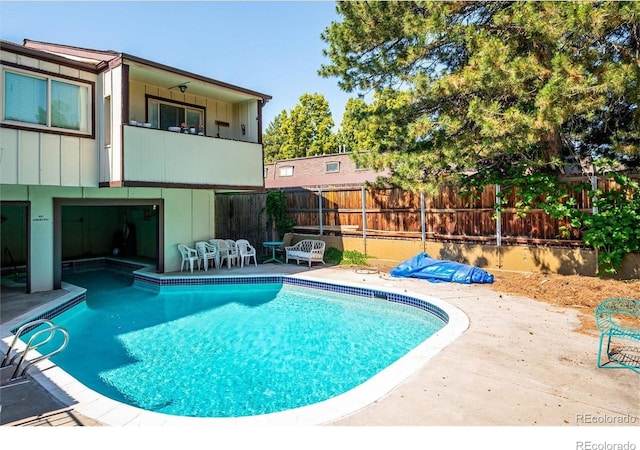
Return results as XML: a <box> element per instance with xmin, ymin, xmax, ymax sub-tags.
<box><xmin>1</xmin><ymin>263</ymin><xmax>638</xmax><ymax>432</ymax></box>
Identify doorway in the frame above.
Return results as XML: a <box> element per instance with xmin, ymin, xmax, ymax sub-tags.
<box><xmin>53</xmin><ymin>198</ymin><xmax>164</xmax><ymax>289</ymax></box>
<box><xmin>0</xmin><ymin>201</ymin><xmax>30</xmax><ymax>293</ymax></box>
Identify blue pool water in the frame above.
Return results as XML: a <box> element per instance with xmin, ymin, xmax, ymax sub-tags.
<box><xmin>26</xmin><ymin>270</ymin><xmax>445</xmax><ymax>418</ymax></box>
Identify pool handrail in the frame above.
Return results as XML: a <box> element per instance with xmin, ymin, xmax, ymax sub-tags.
<box><xmin>1</xmin><ymin>318</ymin><xmax>70</xmax><ymax>381</ymax></box>
<box><xmin>1</xmin><ymin>319</ymin><xmax>55</xmax><ymax>367</ymax></box>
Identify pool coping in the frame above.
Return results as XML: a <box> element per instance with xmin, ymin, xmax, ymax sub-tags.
<box><xmin>1</xmin><ymin>267</ymin><xmax>469</xmax><ymax>426</ymax></box>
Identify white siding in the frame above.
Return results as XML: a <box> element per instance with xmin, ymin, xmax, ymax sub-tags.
<box><xmin>0</xmin><ymin>129</ymin><xmax>98</xmax><ymax>187</ymax></box>
<box><xmin>123</xmin><ymin>126</ymin><xmax>263</xmax><ymax>187</ymax></box>
<box><xmin>0</xmin><ymin>128</ymin><xmax>19</xmax><ymax>183</ymax></box>
<box><xmin>19</xmin><ymin>132</ymin><xmax>41</xmax><ymax>185</ymax></box>
<box><xmin>41</xmin><ymin>133</ymin><xmax>62</xmax><ymax>185</ymax></box>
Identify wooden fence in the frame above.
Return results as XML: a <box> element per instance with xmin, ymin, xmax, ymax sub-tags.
<box><xmin>214</xmin><ymin>174</ymin><xmax>639</xmax><ymax>249</ymax></box>
<box><xmin>215</xmin><ymin>192</ymin><xmax>269</xmax><ymax>250</ymax></box>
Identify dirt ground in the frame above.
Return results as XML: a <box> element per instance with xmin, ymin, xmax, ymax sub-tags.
<box><xmin>489</xmin><ymin>271</ymin><xmax>639</xmax><ymax>333</ymax></box>
<box><xmin>371</xmin><ymin>260</ymin><xmax>639</xmax><ymax>334</ymax></box>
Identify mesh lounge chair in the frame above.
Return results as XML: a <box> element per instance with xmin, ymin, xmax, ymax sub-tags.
<box><xmin>236</xmin><ymin>239</ymin><xmax>257</xmax><ymax>268</ymax></box>
<box><xmin>178</xmin><ymin>244</ymin><xmax>198</xmax><ymax>273</ymax></box>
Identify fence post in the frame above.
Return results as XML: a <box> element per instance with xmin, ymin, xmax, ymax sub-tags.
<box><xmin>420</xmin><ymin>191</ymin><xmax>426</xmax><ymax>248</ymax></box>
<box><xmin>591</xmin><ymin>165</ymin><xmax>598</xmax><ymax>275</ymax></box>
<box><xmin>361</xmin><ymin>185</ymin><xmax>367</xmax><ymax>255</ymax></box>
<box><xmin>591</xmin><ymin>165</ymin><xmax>598</xmax><ymax>215</ymax></box>
<box><xmin>495</xmin><ymin>184</ymin><xmax>503</xmax><ymax>268</ymax></box>
<box><xmin>318</xmin><ymin>187</ymin><xmax>323</xmax><ymax>235</ymax></box>
<box><xmin>495</xmin><ymin>184</ymin><xmax>502</xmax><ymax>248</ymax></box>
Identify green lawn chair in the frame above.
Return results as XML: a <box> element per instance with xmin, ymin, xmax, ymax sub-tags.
<box><xmin>595</xmin><ymin>297</ymin><xmax>640</xmax><ymax>374</ymax></box>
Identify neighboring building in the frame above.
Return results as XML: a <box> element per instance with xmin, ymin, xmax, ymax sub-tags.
<box><xmin>264</xmin><ymin>152</ymin><xmax>388</xmax><ymax>190</ymax></box>
<box><xmin>0</xmin><ymin>39</ymin><xmax>271</xmax><ymax>292</ymax></box>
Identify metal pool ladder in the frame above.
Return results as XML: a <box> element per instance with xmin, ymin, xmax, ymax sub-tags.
<box><xmin>1</xmin><ymin>319</ymin><xmax>69</xmax><ymax>381</ymax></box>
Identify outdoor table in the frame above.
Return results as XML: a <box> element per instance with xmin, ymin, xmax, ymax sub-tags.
<box><xmin>262</xmin><ymin>241</ymin><xmax>284</xmax><ymax>264</ymax></box>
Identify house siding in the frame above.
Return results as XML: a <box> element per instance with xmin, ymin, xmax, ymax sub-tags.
<box><xmin>1</xmin><ymin>39</ymin><xmax>269</xmax><ymax>292</ymax></box>
<box><xmin>0</xmin><ymin>53</ymin><xmax>100</xmax><ymax>188</ymax></box>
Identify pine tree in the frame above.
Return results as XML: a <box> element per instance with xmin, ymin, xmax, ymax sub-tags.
<box><xmin>319</xmin><ymin>1</ymin><xmax>640</xmax><ymax>191</ymax></box>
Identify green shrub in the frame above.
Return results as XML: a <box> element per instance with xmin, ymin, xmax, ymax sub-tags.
<box><xmin>324</xmin><ymin>248</ymin><xmax>371</xmax><ymax>266</ymax></box>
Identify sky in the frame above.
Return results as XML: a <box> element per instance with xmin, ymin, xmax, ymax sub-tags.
<box><xmin>0</xmin><ymin>1</ymin><xmax>353</xmax><ymax>129</ymax></box>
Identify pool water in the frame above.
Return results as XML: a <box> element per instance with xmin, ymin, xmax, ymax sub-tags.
<box><xmin>27</xmin><ymin>270</ymin><xmax>445</xmax><ymax>418</ymax></box>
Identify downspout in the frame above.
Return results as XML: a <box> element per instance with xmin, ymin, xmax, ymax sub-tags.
<box><xmin>120</xmin><ymin>63</ymin><xmax>130</xmax><ymax>186</ymax></box>
<box><xmin>257</xmin><ymin>99</ymin><xmax>264</xmax><ymax>144</ymax></box>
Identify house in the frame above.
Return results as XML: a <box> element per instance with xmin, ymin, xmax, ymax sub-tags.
<box><xmin>0</xmin><ymin>39</ymin><xmax>271</xmax><ymax>292</ymax></box>
<box><xmin>263</xmin><ymin>152</ymin><xmax>388</xmax><ymax>190</ymax></box>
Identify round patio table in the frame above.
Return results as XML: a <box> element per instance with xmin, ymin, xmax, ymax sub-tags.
<box><xmin>262</xmin><ymin>241</ymin><xmax>284</xmax><ymax>264</ymax></box>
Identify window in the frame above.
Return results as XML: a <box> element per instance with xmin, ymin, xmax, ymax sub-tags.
<box><xmin>325</xmin><ymin>162</ymin><xmax>340</xmax><ymax>173</ymax></box>
<box><xmin>264</xmin><ymin>167</ymin><xmax>268</xmax><ymax>178</ymax></box>
<box><xmin>279</xmin><ymin>166</ymin><xmax>294</xmax><ymax>177</ymax></box>
<box><xmin>3</xmin><ymin>70</ymin><xmax>91</xmax><ymax>133</ymax></box>
<box><xmin>148</xmin><ymin>98</ymin><xmax>203</xmax><ymax>130</ymax></box>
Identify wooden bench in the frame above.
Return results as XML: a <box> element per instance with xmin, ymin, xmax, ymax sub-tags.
<box><xmin>285</xmin><ymin>239</ymin><xmax>326</xmax><ymax>268</ymax></box>
<box><xmin>595</xmin><ymin>297</ymin><xmax>640</xmax><ymax>373</ymax></box>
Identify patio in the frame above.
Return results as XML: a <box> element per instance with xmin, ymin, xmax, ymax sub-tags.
<box><xmin>1</xmin><ymin>262</ymin><xmax>638</xmax><ymax>431</ymax></box>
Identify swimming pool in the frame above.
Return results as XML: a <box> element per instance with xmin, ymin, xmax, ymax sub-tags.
<box><xmin>5</xmin><ymin>264</ymin><xmax>469</xmax><ymax>425</ymax></box>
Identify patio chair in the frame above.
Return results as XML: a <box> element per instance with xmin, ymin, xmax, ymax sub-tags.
<box><xmin>195</xmin><ymin>241</ymin><xmax>217</xmax><ymax>271</ymax></box>
<box><xmin>178</xmin><ymin>244</ymin><xmax>198</xmax><ymax>273</ymax></box>
<box><xmin>595</xmin><ymin>297</ymin><xmax>640</xmax><ymax>373</ymax></box>
<box><xmin>236</xmin><ymin>239</ymin><xmax>257</xmax><ymax>268</ymax></box>
<box><xmin>209</xmin><ymin>239</ymin><xmax>231</xmax><ymax>269</ymax></box>
<box><xmin>225</xmin><ymin>239</ymin><xmax>239</xmax><ymax>267</ymax></box>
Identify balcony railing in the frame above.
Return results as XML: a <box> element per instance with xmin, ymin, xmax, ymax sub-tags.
<box><xmin>121</xmin><ymin>125</ymin><xmax>264</xmax><ymax>189</ymax></box>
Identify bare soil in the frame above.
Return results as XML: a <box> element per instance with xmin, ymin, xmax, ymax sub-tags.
<box><xmin>489</xmin><ymin>271</ymin><xmax>640</xmax><ymax>333</ymax></box>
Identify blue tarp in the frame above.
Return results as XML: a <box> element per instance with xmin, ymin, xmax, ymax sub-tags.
<box><xmin>390</xmin><ymin>252</ymin><xmax>494</xmax><ymax>284</ymax></box>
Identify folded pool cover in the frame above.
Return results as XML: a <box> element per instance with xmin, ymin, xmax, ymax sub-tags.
<box><xmin>390</xmin><ymin>252</ymin><xmax>494</xmax><ymax>284</ymax></box>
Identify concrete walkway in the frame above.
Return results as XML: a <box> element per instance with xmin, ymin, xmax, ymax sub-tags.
<box><xmin>1</xmin><ymin>264</ymin><xmax>637</xmax><ymax>439</ymax></box>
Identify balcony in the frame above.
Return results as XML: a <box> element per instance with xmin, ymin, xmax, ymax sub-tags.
<box><xmin>119</xmin><ymin>125</ymin><xmax>264</xmax><ymax>190</ymax></box>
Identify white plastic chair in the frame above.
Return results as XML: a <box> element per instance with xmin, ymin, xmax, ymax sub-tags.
<box><xmin>209</xmin><ymin>239</ymin><xmax>231</xmax><ymax>269</ymax></box>
<box><xmin>178</xmin><ymin>244</ymin><xmax>198</xmax><ymax>273</ymax></box>
<box><xmin>225</xmin><ymin>239</ymin><xmax>239</xmax><ymax>267</ymax></box>
<box><xmin>195</xmin><ymin>241</ymin><xmax>217</xmax><ymax>271</ymax></box>
<box><xmin>236</xmin><ymin>239</ymin><xmax>257</xmax><ymax>268</ymax></box>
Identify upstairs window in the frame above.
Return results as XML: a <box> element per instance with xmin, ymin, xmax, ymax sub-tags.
<box><xmin>325</xmin><ymin>162</ymin><xmax>340</xmax><ymax>173</ymax></box>
<box><xmin>3</xmin><ymin>70</ymin><xmax>91</xmax><ymax>134</ymax></box>
<box><xmin>279</xmin><ymin>166</ymin><xmax>294</xmax><ymax>177</ymax></box>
